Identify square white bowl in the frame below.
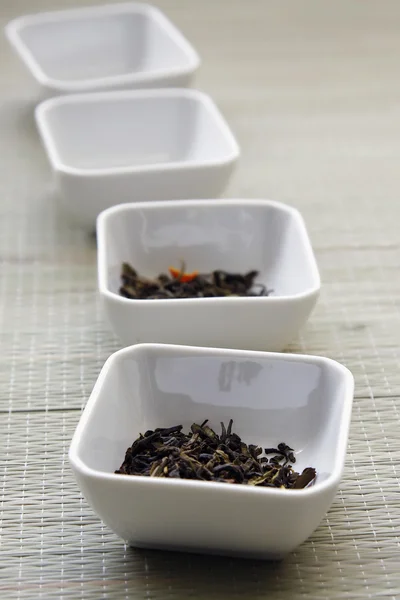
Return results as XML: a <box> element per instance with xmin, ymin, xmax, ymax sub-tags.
<box><xmin>5</xmin><ymin>2</ymin><xmax>200</xmax><ymax>95</ymax></box>
<box><xmin>69</xmin><ymin>343</ymin><xmax>354</xmax><ymax>560</ymax></box>
<box><xmin>97</xmin><ymin>199</ymin><xmax>320</xmax><ymax>352</ymax></box>
<box><xmin>35</xmin><ymin>89</ymin><xmax>239</xmax><ymax>229</ymax></box>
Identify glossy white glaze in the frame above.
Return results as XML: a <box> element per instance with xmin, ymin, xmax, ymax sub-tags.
<box><xmin>97</xmin><ymin>199</ymin><xmax>320</xmax><ymax>351</ymax></box>
<box><xmin>69</xmin><ymin>343</ymin><xmax>354</xmax><ymax>559</ymax></box>
<box><xmin>35</xmin><ymin>89</ymin><xmax>239</xmax><ymax>228</ymax></box>
<box><xmin>6</xmin><ymin>3</ymin><xmax>200</xmax><ymax>94</ymax></box>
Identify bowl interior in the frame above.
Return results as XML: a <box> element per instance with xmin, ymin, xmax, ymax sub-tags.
<box><xmin>15</xmin><ymin>7</ymin><xmax>192</xmax><ymax>82</ymax></box>
<box><xmin>75</xmin><ymin>345</ymin><xmax>350</xmax><ymax>488</ymax></box>
<box><xmin>40</xmin><ymin>94</ymin><xmax>234</xmax><ymax>170</ymax></box>
<box><xmin>102</xmin><ymin>202</ymin><xmax>319</xmax><ymax>298</ymax></box>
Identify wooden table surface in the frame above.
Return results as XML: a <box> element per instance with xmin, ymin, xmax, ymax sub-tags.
<box><xmin>1</xmin><ymin>1</ymin><xmax>400</xmax><ymax>598</ymax></box>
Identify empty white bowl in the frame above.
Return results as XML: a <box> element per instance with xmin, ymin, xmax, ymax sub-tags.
<box><xmin>97</xmin><ymin>199</ymin><xmax>320</xmax><ymax>352</ymax></box>
<box><xmin>5</xmin><ymin>3</ymin><xmax>200</xmax><ymax>95</ymax></box>
<box><xmin>69</xmin><ymin>343</ymin><xmax>354</xmax><ymax>560</ymax></box>
<box><xmin>35</xmin><ymin>89</ymin><xmax>239</xmax><ymax>228</ymax></box>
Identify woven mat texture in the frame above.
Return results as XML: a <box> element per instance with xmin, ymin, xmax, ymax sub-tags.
<box><xmin>1</xmin><ymin>0</ymin><xmax>400</xmax><ymax>597</ymax></box>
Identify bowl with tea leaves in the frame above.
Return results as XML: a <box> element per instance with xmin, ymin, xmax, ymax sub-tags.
<box><xmin>69</xmin><ymin>343</ymin><xmax>354</xmax><ymax>559</ymax></box>
<box><xmin>97</xmin><ymin>198</ymin><xmax>320</xmax><ymax>351</ymax></box>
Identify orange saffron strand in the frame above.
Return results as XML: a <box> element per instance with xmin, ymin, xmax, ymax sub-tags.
<box><xmin>168</xmin><ymin>266</ymin><xmax>199</xmax><ymax>283</ymax></box>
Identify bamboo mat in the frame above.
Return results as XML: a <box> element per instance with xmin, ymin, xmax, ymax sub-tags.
<box><xmin>1</xmin><ymin>0</ymin><xmax>400</xmax><ymax>597</ymax></box>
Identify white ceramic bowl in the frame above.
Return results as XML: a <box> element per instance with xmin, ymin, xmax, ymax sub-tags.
<box><xmin>97</xmin><ymin>199</ymin><xmax>320</xmax><ymax>352</ymax></box>
<box><xmin>35</xmin><ymin>89</ymin><xmax>239</xmax><ymax>229</ymax></box>
<box><xmin>69</xmin><ymin>343</ymin><xmax>354</xmax><ymax>560</ymax></box>
<box><xmin>5</xmin><ymin>2</ymin><xmax>200</xmax><ymax>95</ymax></box>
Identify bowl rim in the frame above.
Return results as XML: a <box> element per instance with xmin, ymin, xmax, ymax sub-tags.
<box><xmin>96</xmin><ymin>198</ymin><xmax>322</xmax><ymax>304</ymax></box>
<box><xmin>68</xmin><ymin>343</ymin><xmax>354</xmax><ymax>499</ymax></box>
<box><xmin>5</xmin><ymin>2</ymin><xmax>201</xmax><ymax>92</ymax></box>
<box><xmin>34</xmin><ymin>88</ymin><xmax>239</xmax><ymax>176</ymax></box>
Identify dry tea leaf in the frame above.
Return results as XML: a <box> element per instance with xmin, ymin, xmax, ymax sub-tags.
<box><xmin>116</xmin><ymin>419</ymin><xmax>316</xmax><ymax>490</ymax></box>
